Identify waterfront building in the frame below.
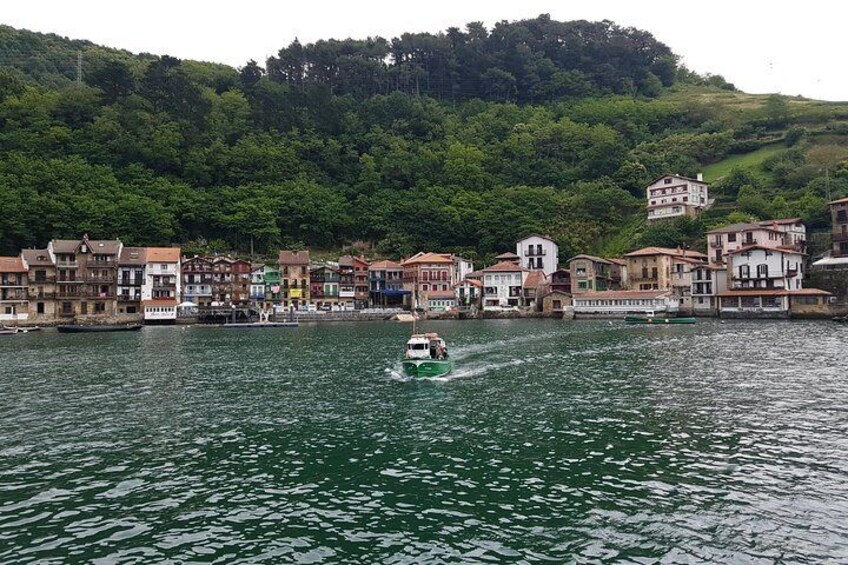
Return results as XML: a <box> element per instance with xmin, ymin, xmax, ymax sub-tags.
<box><xmin>481</xmin><ymin>261</ymin><xmax>529</xmax><ymax>309</ymax></box>
<box><xmin>812</xmin><ymin>198</ymin><xmax>848</xmax><ymax>271</ymax></box>
<box><xmin>117</xmin><ymin>247</ymin><xmax>146</xmax><ymax>316</ymax></box>
<box><xmin>48</xmin><ymin>235</ymin><xmax>122</xmax><ymax>320</ymax></box>
<box><xmin>646</xmin><ymin>174</ymin><xmax>709</xmax><ymax>222</ymax></box>
<box><xmin>402</xmin><ymin>252</ymin><xmax>455</xmax><ymax>309</ymax></box>
<box><xmin>211</xmin><ymin>257</ymin><xmax>234</xmax><ymax>306</ymax></box>
<box><xmin>717</xmin><ymin>245</ymin><xmax>806</xmax><ymax>317</ymax></box>
<box><xmin>569</xmin><ymin>255</ymin><xmax>616</xmax><ymax>293</ymax></box>
<box><xmin>250</xmin><ymin>266</ymin><xmax>267</xmax><ymax>305</ymax></box>
<box><xmin>422</xmin><ymin>290</ymin><xmax>456</xmax><ymax>312</ymax></box>
<box><xmin>21</xmin><ymin>248</ymin><xmax>57</xmax><ymax>322</ymax></box>
<box><xmin>523</xmin><ymin>271</ymin><xmax>547</xmax><ymax>310</ymax></box>
<box><xmin>142</xmin><ymin>248</ymin><xmax>181</xmax><ymax>323</ymax></box>
<box><xmin>691</xmin><ymin>265</ymin><xmax>727</xmax><ymax>316</ymax></box>
<box><xmin>609</xmin><ymin>258</ymin><xmax>628</xmax><ymax>289</ymax></box>
<box><xmin>450</xmin><ymin>255</ymin><xmax>475</xmax><ymax>285</ymax></box>
<box><xmin>623</xmin><ymin>247</ymin><xmax>707</xmax><ymax>291</ymax></box>
<box><xmin>454</xmin><ymin>278</ymin><xmax>482</xmax><ymax>308</ymax></box>
<box><xmin>263</xmin><ymin>268</ymin><xmax>282</xmax><ymax>304</ymax></box>
<box><xmin>368</xmin><ymin>260</ymin><xmax>406</xmax><ymax>308</ymax></box>
<box><xmin>718</xmin><ymin>288</ymin><xmax>832</xmax><ymax>318</ymax></box>
<box><xmin>541</xmin><ymin>290</ymin><xmax>572</xmax><ymax>315</ymax></box>
<box><xmin>337</xmin><ymin>255</ymin><xmax>357</xmax><ymax>309</ymax></box>
<box><xmin>549</xmin><ymin>268</ymin><xmax>571</xmax><ymax>294</ymax></box>
<box><xmin>310</xmin><ymin>265</ymin><xmax>342</xmax><ymax>310</ymax></box>
<box><xmin>572</xmin><ymin>290</ymin><xmax>679</xmax><ymax>317</ymax></box>
<box><xmin>182</xmin><ymin>256</ymin><xmax>214</xmax><ymax>306</ymax></box>
<box><xmin>278</xmin><ymin>250</ymin><xmax>310</xmax><ymax>309</ymax></box>
<box><xmin>353</xmin><ymin>256</ymin><xmax>370</xmax><ymax>309</ymax></box>
<box><xmin>231</xmin><ymin>259</ymin><xmax>251</xmax><ymax>306</ymax></box>
<box><xmin>706</xmin><ymin>220</ymin><xmax>805</xmax><ymax>267</ymax></box>
<box><xmin>0</xmin><ymin>256</ymin><xmax>29</xmax><ymax>322</ymax></box>
<box><xmin>516</xmin><ymin>234</ymin><xmax>558</xmax><ymax>276</ymax></box>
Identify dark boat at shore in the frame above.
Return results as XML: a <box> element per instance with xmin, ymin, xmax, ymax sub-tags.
<box><xmin>57</xmin><ymin>325</ymin><xmax>143</xmax><ymax>333</ymax></box>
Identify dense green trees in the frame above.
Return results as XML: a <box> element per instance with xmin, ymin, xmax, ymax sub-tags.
<box><xmin>0</xmin><ymin>18</ymin><xmax>845</xmax><ymax>259</ymax></box>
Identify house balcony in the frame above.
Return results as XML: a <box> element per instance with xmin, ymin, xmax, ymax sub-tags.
<box><xmin>28</xmin><ymin>290</ymin><xmax>56</xmax><ymax>299</ymax></box>
<box><xmin>88</xmin><ymin>276</ymin><xmax>116</xmax><ymax>283</ymax></box>
<box><xmin>118</xmin><ymin>294</ymin><xmax>142</xmax><ymax>302</ymax></box>
<box><xmin>526</xmin><ymin>249</ymin><xmax>547</xmax><ymax>256</ymax></box>
<box><xmin>709</xmin><ymin>240</ymin><xmax>723</xmax><ymax>248</ymax></box>
<box><xmin>31</xmin><ymin>276</ymin><xmax>56</xmax><ymax>284</ymax></box>
<box><xmin>56</xmin><ymin>261</ymin><xmax>79</xmax><ymax>268</ymax></box>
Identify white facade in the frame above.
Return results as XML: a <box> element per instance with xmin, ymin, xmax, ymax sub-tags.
<box><xmin>452</xmin><ymin>257</ymin><xmax>475</xmax><ymax>285</ymax></box>
<box><xmin>482</xmin><ymin>269</ymin><xmax>529</xmax><ymax>309</ymax></box>
<box><xmin>144</xmin><ymin>303</ymin><xmax>177</xmax><ymax>321</ymax></box>
<box><xmin>184</xmin><ymin>283</ymin><xmax>212</xmax><ymax>303</ymax></box>
<box><xmin>727</xmin><ymin>247</ymin><xmax>803</xmax><ymax>292</ymax></box>
<box><xmin>516</xmin><ymin>235</ymin><xmax>558</xmax><ymax>276</ymax></box>
<box><xmin>707</xmin><ymin>224</ymin><xmax>787</xmax><ymax>267</ymax></box>
<box><xmin>142</xmin><ymin>261</ymin><xmax>181</xmax><ymax>300</ymax></box>
<box><xmin>691</xmin><ymin>266</ymin><xmax>727</xmax><ymax>315</ymax></box>
<box><xmin>646</xmin><ymin>174</ymin><xmax>709</xmax><ymax>221</ymax></box>
<box><xmin>572</xmin><ymin>292</ymin><xmax>680</xmax><ymax>316</ymax></box>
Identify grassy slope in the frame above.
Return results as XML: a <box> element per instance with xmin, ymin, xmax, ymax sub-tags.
<box><xmin>701</xmin><ymin>144</ymin><xmax>785</xmax><ymax>183</ymax></box>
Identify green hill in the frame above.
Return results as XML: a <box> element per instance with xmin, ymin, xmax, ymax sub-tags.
<box><xmin>1</xmin><ymin>17</ymin><xmax>847</xmax><ymax>260</ymax></box>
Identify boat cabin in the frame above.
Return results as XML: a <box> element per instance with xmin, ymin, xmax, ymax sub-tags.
<box><xmin>405</xmin><ymin>333</ymin><xmax>448</xmax><ymax>360</ymax></box>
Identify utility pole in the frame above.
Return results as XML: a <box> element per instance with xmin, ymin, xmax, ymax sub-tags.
<box><xmin>77</xmin><ymin>51</ymin><xmax>82</xmax><ymax>85</ymax></box>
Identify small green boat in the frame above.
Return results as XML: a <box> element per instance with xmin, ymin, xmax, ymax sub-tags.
<box><xmin>625</xmin><ymin>315</ymin><xmax>696</xmax><ymax>325</ymax></box>
<box><xmin>401</xmin><ymin>333</ymin><xmax>453</xmax><ymax>378</ymax></box>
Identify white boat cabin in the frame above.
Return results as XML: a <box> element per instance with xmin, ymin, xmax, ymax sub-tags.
<box><xmin>404</xmin><ymin>333</ymin><xmax>448</xmax><ymax>360</ymax></box>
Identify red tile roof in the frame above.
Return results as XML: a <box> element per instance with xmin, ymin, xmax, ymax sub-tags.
<box><xmin>146</xmin><ymin>247</ymin><xmax>180</xmax><ymax>262</ymax></box>
<box><xmin>568</xmin><ymin>254</ymin><xmax>611</xmax><ymax>264</ymax></box>
<box><xmin>454</xmin><ymin>278</ymin><xmax>483</xmax><ymax>288</ymax></box>
<box><xmin>495</xmin><ymin>252</ymin><xmax>520</xmax><ymax>260</ymax></box>
<box><xmin>523</xmin><ymin>271</ymin><xmax>546</xmax><ymax>289</ymax></box>
<box><xmin>481</xmin><ymin>261</ymin><xmax>530</xmax><ymax>273</ymax></box>
<box><xmin>426</xmin><ymin>291</ymin><xmax>456</xmax><ymax>299</ymax></box>
<box><xmin>368</xmin><ymin>260</ymin><xmax>403</xmax><ymax>270</ymax></box>
<box><xmin>278</xmin><ymin>250</ymin><xmax>310</xmax><ymax>265</ymax></box>
<box><xmin>725</xmin><ymin>245</ymin><xmax>802</xmax><ymax>256</ymax></box>
<box><xmin>142</xmin><ymin>299</ymin><xmax>178</xmax><ymax>306</ymax></box>
<box><xmin>0</xmin><ymin>256</ymin><xmax>27</xmax><ymax>273</ymax></box>
<box><xmin>401</xmin><ymin>252</ymin><xmax>454</xmax><ymax>265</ymax></box>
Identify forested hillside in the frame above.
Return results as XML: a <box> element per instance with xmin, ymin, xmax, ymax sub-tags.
<box><xmin>1</xmin><ymin>16</ymin><xmax>847</xmax><ymax>260</ymax></box>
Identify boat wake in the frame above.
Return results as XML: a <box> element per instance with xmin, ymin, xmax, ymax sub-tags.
<box><xmin>385</xmin><ymin>357</ymin><xmax>526</xmax><ymax>383</ymax></box>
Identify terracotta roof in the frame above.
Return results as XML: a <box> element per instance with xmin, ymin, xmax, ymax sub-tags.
<box><xmin>0</xmin><ymin>256</ymin><xmax>27</xmax><ymax>273</ymax></box>
<box><xmin>142</xmin><ymin>298</ymin><xmax>178</xmax><ymax>306</ymax></box>
<box><xmin>726</xmin><ymin>245</ymin><xmax>803</xmax><ymax>256</ymax></box>
<box><xmin>426</xmin><ymin>291</ymin><xmax>456</xmax><ymax>299</ymax></box>
<box><xmin>646</xmin><ymin>173</ymin><xmax>708</xmax><ymax>186</ymax></box>
<box><xmin>481</xmin><ymin>261</ymin><xmax>530</xmax><ymax>273</ymax></box>
<box><xmin>454</xmin><ymin>278</ymin><xmax>483</xmax><ymax>288</ymax></box>
<box><xmin>21</xmin><ymin>249</ymin><xmax>54</xmax><ymax>267</ymax></box>
<box><xmin>707</xmin><ymin>222</ymin><xmax>782</xmax><ymax>234</ymax></box>
<box><xmin>119</xmin><ymin>247</ymin><xmax>147</xmax><ymax>265</ymax></box>
<box><xmin>369</xmin><ymin>260</ymin><xmax>403</xmax><ymax>270</ymax></box>
<box><xmin>146</xmin><ymin>247</ymin><xmax>180</xmax><ymax>262</ymax></box>
<box><xmin>575</xmin><ymin>290</ymin><xmax>672</xmax><ymax>300</ymax></box>
<box><xmin>495</xmin><ymin>252</ymin><xmax>520</xmax><ymax>260</ymax></box>
<box><xmin>568</xmin><ymin>254</ymin><xmax>611</xmax><ymax>264</ymax></box>
<box><xmin>465</xmin><ymin>270</ymin><xmax>485</xmax><ymax>278</ymax></box>
<box><xmin>523</xmin><ymin>271</ymin><xmax>546</xmax><ymax>289</ymax></box>
<box><xmin>624</xmin><ymin>247</ymin><xmax>707</xmax><ymax>259</ymax></box>
<box><xmin>278</xmin><ymin>250</ymin><xmax>310</xmax><ymax>265</ymax></box>
<box><xmin>757</xmin><ymin>218</ymin><xmax>803</xmax><ymax>227</ymax></box>
<box><xmin>338</xmin><ymin>254</ymin><xmax>354</xmax><ymax>267</ymax></box>
<box><xmin>401</xmin><ymin>252</ymin><xmax>454</xmax><ymax>265</ymax></box>
<box><xmin>789</xmin><ymin>288</ymin><xmax>832</xmax><ymax>295</ymax></box>
<box><xmin>608</xmin><ymin>258</ymin><xmax>626</xmax><ymax>266</ymax></box>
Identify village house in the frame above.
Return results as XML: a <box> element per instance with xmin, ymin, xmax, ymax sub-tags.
<box><xmin>141</xmin><ymin>248</ymin><xmax>181</xmax><ymax>323</ymax></box>
<box><xmin>812</xmin><ymin>198</ymin><xmax>848</xmax><ymax>271</ymax></box>
<box><xmin>717</xmin><ymin>245</ymin><xmax>820</xmax><ymax>317</ymax></box>
<box><xmin>279</xmin><ymin>250</ymin><xmax>310</xmax><ymax>310</ymax></box>
<box><xmin>49</xmin><ymin>235</ymin><xmax>122</xmax><ymax>320</ymax></box>
<box><xmin>310</xmin><ymin>264</ymin><xmax>342</xmax><ymax>310</ymax></box>
<box><xmin>516</xmin><ymin>234</ymin><xmax>558</xmax><ymax>276</ymax></box>
<box><xmin>623</xmin><ymin>247</ymin><xmax>707</xmax><ymax>314</ymax></box>
<box><xmin>691</xmin><ymin>265</ymin><xmax>727</xmax><ymax>316</ymax></box>
<box><xmin>353</xmin><ymin>256</ymin><xmax>371</xmax><ymax>309</ymax></box>
<box><xmin>117</xmin><ymin>247</ymin><xmax>146</xmax><ymax>316</ymax></box>
<box><xmin>646</xmin><ymin>174</ymin><xmax>709</xmax><ymax>222</ymax></box>
<box><xmin>523</xmin><ymin>271</ymin><xmax>547</xmax><ymax>310</ymax></box>
<box><xmin>609</xmin><ymin>258</ymin><xmax>628</xmax><ymax>289</ymax></box>
<box><xmin>231</xmin><ymin>259</ymin><xmax>251</xmax><ymax>305</ymax></box>
<box><xmin>263</xmin><ymin>267</ymin><xmax>282</xmax><ymax>304</ymax></box>
<box><xmin>402</xmin><ymin>252</ymin><xmax>455</xmax><ymax>309</ymax></box>
<box><xmin>250</xmin><ymin>266</ymin><xmax>267</xmax><ymax>305</ymax></box>
<box><xmin>21</xmin><ymin>248</ymin><xmax>57</xmax><ymax>322</ymax></box>
<box><xmin>495</xmin><ymin>252</ymin><xmax>520</xmax><ymax>265</ymax></box>
<box><xmin>572</xmin><ymin>290</ymin><xmax>679</xmax><ymax>317</ymax></box>
<box><xmin>451</xmin><ymin>255</ymin><xmax>475</xmax><ymax>285</ymax></box>
<box><xmin>368</xmin><ymin>260</ymin><xmax>406</xmax><ymax>308</ymax></box>
<box><xmin>549</xmin><ymin>268</ymin><xmax>571</xmax><ymax>294</ymax></box>
<box><xmin>454</xmin><ymin>277</ymin><xmax>482</xmax><ymax>309</ymax></box>
<box><xmin>541</xmin><ymin>290</ymin><xmax>572</xmax><ymax>315</ymax></box>
<box><xmin>568</xmin><ymin>255</ymin><xmax>618</xmax><ymax>293</ymax></box>
<box><xmin>182</xmin><ymin>256</ymin><xmax>214</xmax><ymax>307</ymax></box>
<box><xmin>0</xmin><ymin>256</ymin><xmax>29</xmax><ymax>323</ymax></box>
<box><xmin>422</xmin><ymin>290</ymin><xmax>456</xmax><ymax>312</ymax></box>
<box><xmin>706</xmin><ymin>220</ymin><xmax>805</xmax><ymax>267</ymax></box>
<box><xmin>481</xmin><ymin>261</ymin><xmax>529</xmax><ymax>310</ymax></box>
<box><xmin>337</xmin><ymin>255</ymin><xmax>357</xmax><ymax>309</ymax></box>
<box><xmin>211</xmin><ymin>257</ymin><xmax>234</xmax><ymax>306</ymax></box>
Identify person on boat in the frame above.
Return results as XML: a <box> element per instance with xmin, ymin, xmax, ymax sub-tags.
<box><xmin>436</xmin><ymin>343</ymin><xmax>446</xmax><ymax>360</ymax></box>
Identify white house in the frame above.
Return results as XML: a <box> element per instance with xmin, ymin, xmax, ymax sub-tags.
<box><xmin>572</xmin><ymin>290</ymin><xmax>679</xmax><ymax>317</ymax></box>
<box><xmin>451</xmin><ymin>255</ymin><xmax>475</xmax><ymax>285</ymax></box>
<box><xmin>481</xmin><ymin>262</ymin><xmax>530</xmax><ymax>309</ymax></box>
<box><xmin>646</xmin><ymin>174</ymin><xmax>709</xmax><ymax>222</ymax></box>
<box><xmin>691</xmin><ymin>265</ymin><xmax>727</xmax><ymax>316</ymax></box>
<box><xmin>516</xmin><ymin>234</ymin><xmax>558</xmax><ymax>276</ymax></box>
<box><xmin>250</xmin><ymin>266</ymin><xmax>266</xmax><ymax>304</ymax></box>
<box><xmin>423</xmin><ymin>290</ymin><xmax>456</xmax><ymax>312</ymax></box>
<box><xmin>706</xmin><ymin>219</ymin><xmax>805</xmax><ymax>267</ymax></box>
<box><xmin>454</xmin><ymin>278</ymin><xmax>482</xmax><ymax>307</ymax></box>
<box><xmin>717</xmin><ymin>245</ymin><xmax>804</xmax><ymax>317</ymax></box>
<box><xmin>142</xmin><ymin>247</ymin><xmax>181</xmax><ymax>323</ymax></box>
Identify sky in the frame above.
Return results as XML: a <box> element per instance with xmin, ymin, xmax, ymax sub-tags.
<box><xmin>1</xmin><ymin>0</ymin><xmax>845</xmax><ymax>101</ymax></box>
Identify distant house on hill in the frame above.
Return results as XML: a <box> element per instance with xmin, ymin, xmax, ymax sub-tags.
<box><xmin>646</xmin><ymin>174</ymin><xmax>709</xmax><ymax>222</ymax></box>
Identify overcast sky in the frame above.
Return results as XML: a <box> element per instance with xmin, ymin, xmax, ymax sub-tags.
<box><xmin>2</xmin><ymin>1</ymin><xmax>845</xmax><ymax>101</ymax></box>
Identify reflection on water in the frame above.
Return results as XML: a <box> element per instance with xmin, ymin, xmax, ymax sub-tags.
<box><xmin>1</xmin><ymin>319</ymin><xmax>847</xmax><ymax>563</ymax></box>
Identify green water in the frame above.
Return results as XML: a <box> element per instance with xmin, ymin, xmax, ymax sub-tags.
<box><xmin>1</xmin><ymin>319</ymin><xmax>847</xmax><ymax>563</ymax></box>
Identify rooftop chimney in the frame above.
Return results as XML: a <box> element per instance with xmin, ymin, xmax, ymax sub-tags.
<box><xmin>696</xmin><ymin>173</ymin><xmax>704</xmax><ymax>182</ymax></box>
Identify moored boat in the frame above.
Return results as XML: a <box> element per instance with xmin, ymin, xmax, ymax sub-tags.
<box><xmin>3</xmin><ymin>325</ymin><xmax>40</xmax><ymax>333</ymax></box>
<box><xmin>401</xmin><ymin>332</ymin><xmax>453</xmax><ymax>377</ymax></box>
<box><xmin>57</xmin><ymin>324</ymin><xmax>143</xmax><ymax>333</ymax></box>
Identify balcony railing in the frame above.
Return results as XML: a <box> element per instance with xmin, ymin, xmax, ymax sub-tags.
<box><xmin>118</xmin><ymin>294</ymin><xmax>142</xmax><ymax>302</ymax></box>
<box><xmin>526</xmin><ymin>248</ymin><xmax>547</xmax><ymax>256</ymax></box>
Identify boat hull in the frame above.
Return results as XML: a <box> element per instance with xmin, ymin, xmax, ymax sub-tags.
<box><xmin>625</xmin><ymin>317</ymin><xmax>696</xmax><ymax>325</ymax></box>
<box><xmin>57</xmin><ymin>325</ymin><xmax>143</xmax><ymax>333</ymax></box>
<box><xmin>401</xmin><ymin>358</ymin><xmax>454</xmax><ymax>378</ymax></box>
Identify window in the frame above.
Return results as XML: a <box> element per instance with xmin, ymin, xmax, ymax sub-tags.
<box><xmin>664</xmin><ymin>178</ymin><xmax>672</xmax><ymax>184</ymax></box>
<box><xmin>757</xmin><ymin>264</ymin><xmax>768</xmax><ymax>278</ymax></box>
<box><xmin>739</xmin><ymin>265</ymin><xmax>750</xmax><ymax>278</ymax></box>
<box><xmin>37</xmin><ymin>302</ymin><xmax>45</xmax><ymax>314</ymax></box>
